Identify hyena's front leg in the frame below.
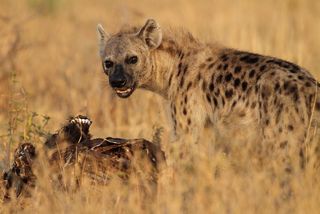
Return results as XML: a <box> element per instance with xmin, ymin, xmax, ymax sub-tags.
<box><xmin>168</xmin><ymin>92</ymin><xmax>208</xmax><ymax>146</ymax></box>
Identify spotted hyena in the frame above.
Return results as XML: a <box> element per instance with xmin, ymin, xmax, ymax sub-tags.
<box><xmin>97</xmin><ymin>19</ymin><xmax>320</xmax><ymax>164</ymax></box>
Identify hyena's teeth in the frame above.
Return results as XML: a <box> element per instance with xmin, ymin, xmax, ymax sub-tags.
<box><xmin>71</xmin><ymin>117</ymin><xmax>91</xmax><ymax>125</ymax></box>
<box><xmin>116</xmin><ymin>88</ymin><xmax>132</xmax><ymax>94</ymax></box>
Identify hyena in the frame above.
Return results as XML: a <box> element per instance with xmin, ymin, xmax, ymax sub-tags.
<box><xmin>97</xmin><ymin>19</ymin><xmax>320</xmax><ymax>166</ymax></box>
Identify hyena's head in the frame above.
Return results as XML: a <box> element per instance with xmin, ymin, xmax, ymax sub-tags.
<box><xmin>97</xmin><ymin>19</ymin><xmax>162</xmax><ymax>98</ymax></box>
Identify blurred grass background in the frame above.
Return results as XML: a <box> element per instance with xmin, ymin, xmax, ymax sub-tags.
<box><xmin>0</xmin><ymin>0</ymin><xmax>320</xmax><ymax>213</ymax></box>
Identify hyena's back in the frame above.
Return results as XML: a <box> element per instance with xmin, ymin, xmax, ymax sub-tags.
<box><xmin>199</xmin><ymin>49</ymin><xmax>320</xmax><ymax>153</ymax></box>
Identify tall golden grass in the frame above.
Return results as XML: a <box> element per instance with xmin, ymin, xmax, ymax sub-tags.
<box><xmin>1</xmin><ymin>0</ymin><xmax>320</xmax><ymax>213</ymax></box>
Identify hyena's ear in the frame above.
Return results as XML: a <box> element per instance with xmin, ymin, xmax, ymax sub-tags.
<box><xmin>97</xmin><ymin>24</ymin><xmax>110</xmax><ymax>57</ymax></box>
<box><xmin>137</xmin><ymin>19</ymin><xmax>162</xmax><ymax>49</ymax></box>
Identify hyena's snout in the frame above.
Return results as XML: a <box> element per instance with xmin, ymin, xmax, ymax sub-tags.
<box><xmin>108</xmin><ymin>64</ymin><xmax>136</xmax><ymax>98</ymax></box>
<box><xmin>109</xmin><ymin>64</ymin><xmax>127</xmax><ymax>88</ymax></box>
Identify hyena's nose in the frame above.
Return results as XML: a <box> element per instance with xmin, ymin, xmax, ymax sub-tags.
<box><xmin>110</xmin><ymin>65</ymin><xmax>127</xmax><ymax>88</ymax></box>
<box><xmin>110</xmin><ymin>76</ymin><xmax>127</xmax><ymax>88</ymax></box>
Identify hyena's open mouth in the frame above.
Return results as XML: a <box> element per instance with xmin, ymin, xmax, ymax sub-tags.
<box><xmin>114</xmin><ymin>83</ymin><xmax>136</xmax><ymax>98</ymax></box>
<box><xmin>70</xmin><ymin>115</ymin><xmax>92</xmax><ymax>126</ymax></box>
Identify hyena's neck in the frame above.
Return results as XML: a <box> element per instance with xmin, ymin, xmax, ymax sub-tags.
<box><xmin>142</xmin><ymin>50</ymin><xmax>177</xmax><ymax>98</ymax></box>
<box><xmin>141</xmin><ymin>31</ymin><xmax>205</xmax><ymax>99</ymax></box>
<box><xmin>141</xmin><ymin>34</ymin><xmax>223</xmax><ymax>100</ymax></box>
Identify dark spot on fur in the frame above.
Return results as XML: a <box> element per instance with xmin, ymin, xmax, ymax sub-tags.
<box><xmin>289</xmin><ymin>69</ymin><xmax>298</xmax><ymax>74</ymax></box>
<box><xmin>223</xmin><ymin>64</ymin><xmax>228</xmax><ymax>70</ymax></box>
<box><xmin>199</xmin><ymin>63</ymin><xmax>206</xmax><ymax>69</ymax></box>
<box><xmin>208</xmin><ymin>63</ymin><xmax>215</xmax><ymax>69</ymax></box>
<box><xmin>183</xmin><ymin>65</ymin><xmax>189</xmax><ymax>75</ymax></box>
<box><xmin>180</xmin><ymin>76</ymin><xmax>185</xmax><ymax>88</ymax></box>
<box><xmin>234</xmin><ymin>66</ymin><xmax>242</xmax><ymax>74</ymax></box>
<box><xmin>265</xmin><ymin>119</ymin><xmax>270</xmax><ymax>126</ymax></box>
<box><xmin>259</xmin><ymin>65</ymin><xmax>266</xmax><ymax>71</ymax></box>
<box><xmin>288</xmin><ymin>125</ymin><xmax>294</xmax><ymax>131</ymax></box>
<box><xmin>209</xmin><ymin>83</ymin><xmax>214</xmax><ymax>91</ymax></box>
<box><xmin>202</xmin><ymin>81</ymin><xmax>207</xmax><ymax>91</ymax></box>
<box><xmin>197</xmin><ymin>73</ymin><xmax>202</xmax><ymax>81</ymax></box>
<box><xmin>183</xmin><ymin>108</ymin><xmax>187</xmax><ymax>115</ymax></box>
<box><xmin>274</xmin><ymin>82</ymin><xmax>280</xmax><ymax>91</ymax></box>
<box><xmin>232</xmin><ymin>100</ymin><xmax>237</xmax><ymax>108</ymax></box>
<box><xmin>206</xmin><ymin>93</ymin><xmax>211</xmax><ymax>103</ymax></box>
<box><xmin>225</xmin><ymin>73</ymin><xmax>233</xmax><ymax>82</ymax></box>
<box><xmin>178</xmin><ymin>51</ymin><xmax>184</xmax><ymax>60</ymax></box>
<box><xmin>234</xmin><ymin>78</ymin><xmax>241</xmax><ymax>87</ymax></box>
<box><xmin>217</xmin><ymin>64</ymin><xmax>222</xmax><ymax>70</ymax></box>
<box><xmin>239</xmin><ymin>112</ymin><xmax>246</xmax><ymax>117</ymax></box>
<box><xmin>280</xmin><ymin>141</ymin><xmax>288</xmax><ymax>149</ymax></box>
<box><xmin>166</xmin><ymin>47</ymin><xmax>176</xmax><ymax>56</ymax></box>
<box><xmin>187</xmin><ymin>82</ymin><xmax>192</xmax><ymax>91</ymax></box>
<box><xmin>256</xmin><ymin>74</ymin><xmax>262</xmax><ymax>81</ymax></box>
<box><xmin>215</xmin><ymin>89</ymin><xmax>220</xmax><ymax>96</ymax></box>
<box><xmin>283</xmin><ymin>81</ymin><xmax>290</xmax><ymax>90</ymax></box>
<box><xmin>169</xmin><ymin>73</ymin><xmax>173</xmax><ymax>86</ymax></box>
<box><xmin>216</xmin><ymin>75</ymin><xmax>223</xmax><ymax>84</ymax></box>
<box><xmin>241</xmin><ymin>81</ymin><xmax>248</xmax><ymax>91</ymax></box>
<box><xmin>299</xmin><ymin>148</ymin><xmax>305</xmax><ymax>169</ymax></box>
<box><xmin>184</xmin><ymin>95</ymin><xmax>188</xmax><ymax>104</ymax></box>
<box><xmin>289</xmin><ymin>85</ymin><xmax>297</xmax><ymax>94</ymax></box>
<box><xmin>213</xmin><ymin>97</ymin><xmax>218</xmax><ymax>106</ymax></box>
<box><xmin>305</xmin><ymin>82</ymin><xmax>311</xmax><ymax>87</ymax></box>
<box><xmin>206</xmin><ymin>57</ymin><xmax>213</xmax><ymax>62</ymax></box>
<box><xmin>225</xmin><ymin>89</ymin><xmax>233</xmax><ymax>99</ymax></box>
<box><xmin>249</xmin><ymin>70</ymin><xmax>255</xmax><ymax>78</ymax></box>
<box><xmin>177</xmin><ymin>63</ymin><xmax>182</xmax><ymax>76</ymax></box>
<box><xmin>273</xmin><ymin>97</ymin><xmax>278</xmax><ymax>105</ymax></box>
<box><xmin>187</xmin><ymin>118</ymin><xmax>191</xmax><ymax>125</ymax></box>
<box><xmin>251</xmin><ymin>102</ymin><xmax>256</xmax><ymax>109</ymax></box>
<box><xmin>255</xmin><ymin>85</ymin><xmax>259</xmax><ymax>93</ymax></box>
<box><xmin>316</xmin><ymin>102</ymin><xmax>320</xmax><ymax>111</ymax></box>
<box><xmin>240</xmin><ymin>55</ymin><xmax>259</xmax><ymax>64</ymax></box>
<box><xmin>266</xmin><ymin>59</ymin><xmax>300</xmax><ymax>72</ymax></box>
<box><xmin>221</xmin><ymin>54</ymin><xmax>229</xmax><ymax>62</ymax></box>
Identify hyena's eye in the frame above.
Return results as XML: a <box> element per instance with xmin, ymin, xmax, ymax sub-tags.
<box><xmin>126</xmin><ymin>56</ymin><xmax>138</xmax><ymax>64</ymax></box>
<box><xmin>104</xmin><ymin>60</ymin><xmax>114</xmax><ymax>69</ymax></box>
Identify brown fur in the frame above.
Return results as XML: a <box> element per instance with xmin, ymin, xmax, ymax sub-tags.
<box><xmin>98</xmin><ymin>19</ymin><xmax>320</xmax><ymax>167</ymax></box>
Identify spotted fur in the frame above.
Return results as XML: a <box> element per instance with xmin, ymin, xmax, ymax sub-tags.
<box><xmin>98</xmin><ymin>19</ymin><xmax>320</xmax><ymax>166</ymax></box>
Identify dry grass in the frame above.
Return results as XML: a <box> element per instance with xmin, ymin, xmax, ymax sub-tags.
<box><xmin>1</xmin><ymin>0</ymin><xmax>320</xmax><ymax>213</ymax></box>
